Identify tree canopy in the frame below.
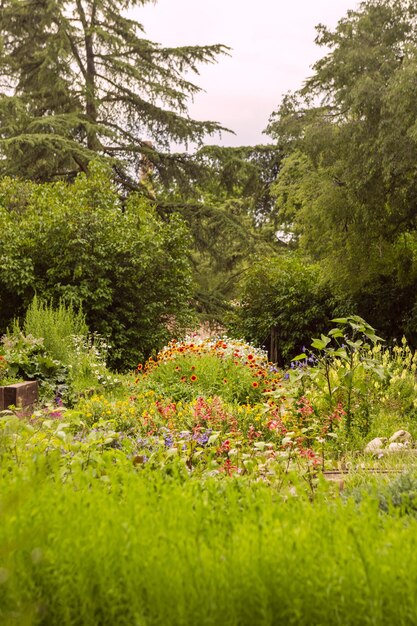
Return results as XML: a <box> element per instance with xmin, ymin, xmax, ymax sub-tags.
<box><xmin>155</xmin><ymin>144</ymin><xmax>283</xmax><ymax>324</ymax></box>
<box><xmin>266</xmin><ymin>0</ymin><xmax>417</xmax><ymax>342</ymax></box>
<box><xmin>0</xmin><ymin>0</ymin><xmax>229</xmax><ymax>189</ymax></box>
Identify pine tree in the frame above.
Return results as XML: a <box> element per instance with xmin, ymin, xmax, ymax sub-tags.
<box><xmin>0</xmin><ymin>0</ymin><xmax>229</xmax><ymax>188</ymax></box>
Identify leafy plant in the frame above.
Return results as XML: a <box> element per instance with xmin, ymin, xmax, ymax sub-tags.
<box><xmin>1</xmin><ymin>332</ymin><xmax>68</xmax><ymax>400</ymax></box>
<box><xmin>228</xmin><ymin>254</ymin><xmax>337</xmax><ymax>365</ymax></box>
<box><xmin>3</xmin><ymin>297</ymin><xmax>121</xmax><ymax>401</ymax></box>
<box><xmin>0</xmin><ymin>164</ymin><xmax>195</xmax><ymax>369</ymax></box>
<box><xmin>291</xmin><ymin>316</ymin><xmax>387</xmax><ymax>434</ymax></box>
<box><xmin>137</xmin><ymin>337</ymin><xmax>281</xmax><ymax>404</ymax></box>
<box><xmin>22</xmin><ymin>295</ymin><xmax>88</xmax><ymax>364</ymax></box>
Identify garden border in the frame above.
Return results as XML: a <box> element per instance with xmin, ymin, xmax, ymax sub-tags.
<box><xmin>0</xmin><ymin>381</ymin><xmax>38</xmax><ymax>413</ymax></box>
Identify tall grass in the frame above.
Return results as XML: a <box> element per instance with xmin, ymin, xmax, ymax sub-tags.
<box><xmin>2</xmin><ymin>460</ymin><xmax>417</xmax><ymax>625</ymax></box>
<box><xmin>7</xmin><ymin>296</ymin><xmax>118</xmax><ymax>395</ymax></box>
<box><xmin>21</xmin><ymin>295</ymin><xmax>88</xmax><ymax>365</ymax></box>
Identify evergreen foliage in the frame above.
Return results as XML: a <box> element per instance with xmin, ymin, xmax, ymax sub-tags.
<box><xmin>156</xmin><ymin>144</ymin><xmax>283</xmax><ymax>324</ymax></box>
<box><xmin>0</xmin><ymin>0</ymin><xmax>229</xmax><ymax>189</ymax></box>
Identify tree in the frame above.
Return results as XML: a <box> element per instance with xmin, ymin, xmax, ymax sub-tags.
<box><xmin>266</xmin><ymin>0</ymin><xmax>417</xmax><ymax>341</ymax></box>
<box><xmin>0</xmin><ymin>163</ymin><xmax>194</xmax><ymax>369</ymax></box>
<box><xmin>228</xmin><ymin>254</ymin><xmax>337</xmax><ymax>365</ymax></box>
<box><xmin>0</xmin><ymin>0</ymin><xmax>229</xmax><ymax>189</ymax></box>
<box><xmin>155</xmin><ymin>144</ymin><xmax>283</xmax><ymax>324</ymax></box>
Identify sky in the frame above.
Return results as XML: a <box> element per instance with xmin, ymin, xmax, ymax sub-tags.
<box><xmin>132</xmin><ymin>0</ymin><xmax>360</xmax><ymax>147</ymax></box>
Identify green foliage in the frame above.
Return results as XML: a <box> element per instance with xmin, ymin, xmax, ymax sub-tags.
<box><xmin>21</xmin><ymin>295</ymin><xmax>88</xmax><ymax>365</ymax></box>
<box><xmin>0</xmin><ymin>164</ymin><xmax>195</xmax><ymax>370</ymax></box>
<box><xmin>290</xmin><ymin>316</ymin><xmax>386</xmax><ymax>434</ymax></box>
<box><xmin>3</xmin><ymin>451</ymin><xmax>417</xmax><ymax>624</ymax></box>
<box><xmin>0</xmin><ymin>0</ymin><xmax>229</xmax><ymax>190</ymax></box>
<box><xmin>2</xmin><ymin>296</ymin><xmax>120</xmax><ymax>400</ymax></box>
<box><xmin>195</xmin><ymin>144</ymin><xmax>283</xmax><ymax>229</ymax></box>
<box><xmin>0</xmin><ymin>354</ymin><xmax>18</xmax><ymax>386</ymax></box>
<box><xmin>228</xmin><ymin>254</ymin><xmax>337</xmax><ymax>364</ymax></box>
<box><xmin>155</xmin><ymin>145</ymin><xmax>282</xmax><ymax>325</ymax></box>
<box><xmin>266</xmin><ymin>0</ymin><xmax>417</xmax><ymax>345</ymax></box>
<box><xmin>137</xmin><ymin>336</ymin><xmax>280</xmax><ymax>404</ymax></box>
<box><xmin>1</xmin><ymin>332</ymin><xmax>69</xmax><ymax>400</ymax></box>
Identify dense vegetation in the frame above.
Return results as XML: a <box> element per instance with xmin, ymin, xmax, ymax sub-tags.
<box><xmin>2</xmin><ymin>306</ymin><xmax>417</xmax><ymax>624</ymax></box>
<box><xmin>266</xmin><ymin>0</ymin><xmax>417</xmax><ymax>346</ymax></box>
<box><xmin>2</xmin><ymin>0</ymin><xmax>417</xmax><ymax>623</ymax></box>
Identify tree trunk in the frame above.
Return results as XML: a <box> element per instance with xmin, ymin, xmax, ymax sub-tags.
<box><xmin>270</xmin><ymin>326</ymin><xmax>279</xmax><ymax>364</ymax></box>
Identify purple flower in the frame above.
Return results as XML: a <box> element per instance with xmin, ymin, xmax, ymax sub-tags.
<box><xmin>193</xmin><ymin>428</ymin><xmax>212</xmax><ymax>446</ymax></box>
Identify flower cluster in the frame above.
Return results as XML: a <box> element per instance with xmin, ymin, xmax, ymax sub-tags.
<box><xmin>135</xmin><ymin>337</ymin><xmax>282</xmax><ymax>404</ymax></box>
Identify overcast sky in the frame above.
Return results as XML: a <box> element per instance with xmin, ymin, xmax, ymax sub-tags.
<box><xmin>132</xmin><ymin>0</ymin><xmax>360</xmax><ymax>147</ymax></box>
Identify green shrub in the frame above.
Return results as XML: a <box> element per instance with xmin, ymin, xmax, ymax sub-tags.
<box><xmin>228</xmin><ymin>253</ymin><xmax>338</xmax><ymax>364</ymax></box>
<box><xmin>3</xmin><ymin>297</ymin><xmax>120</xmax><ymax>401</ymax></box>
<box><xmin>22</xmin><ymin>295</ymin><xmax>88</xmax><ymax>364</ymax></box>
<box><xmin>0</xmin><ymin>162</ymin><xmax>194</xmax><ymax>370</ymax></box>
<box><xmin>137</xmin><ymin>336</ymin><xmax>281</xmax><ymax>403</ymax></box>
<box><xmin>1</xmin><ymin>332</ymin><xmax>69</xmax><ymax>400</ymax></box>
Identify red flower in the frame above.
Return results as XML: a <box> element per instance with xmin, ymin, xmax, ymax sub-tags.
<box><xmin>190</xmin><ymin>374</ymin><xmax>197</xmax><ymax>382</ymax></box>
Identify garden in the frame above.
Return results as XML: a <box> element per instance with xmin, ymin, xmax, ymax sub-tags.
<box><xmin>2</xmin><ymin>300</ymin><xmax>417</xmax><ymax>624</ymax></box>
<box><xmin>2</xmin><ymin>0</ymin><xmax>417</xmax><ymax>622</ymax></box>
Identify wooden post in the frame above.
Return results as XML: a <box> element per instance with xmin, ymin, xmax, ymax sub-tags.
<box><xmin>270</xmin><ymin>327</ymin><xmax>279</xmax><ymax>364</ymax></box>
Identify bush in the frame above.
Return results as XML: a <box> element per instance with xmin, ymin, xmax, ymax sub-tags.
<box><xmin>228</xmin><ymin>253</ymin><xmax>337</xmax><ymax>364</ymax></box>
<box><xmin>0</xmin><ymin>163</ymin><xmax>194</xmax><ymax>370</ymax></box>
<box><xmin>20</xmin><ymin>295</ymin><xmax>88</xmax><ymax>365</ymax></box>
<box><xmin>137</xmin><ymin>336</ymin><xmax>281</xmax><ymax>404</ymax></box>
<box><xmin>3</xmin><ymin>297</ymin><xmax>121</xmax><ymax>402</ymax></box>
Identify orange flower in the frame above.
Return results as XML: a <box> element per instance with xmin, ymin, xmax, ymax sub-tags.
<box><xmin>223</xmin><ymin>378</ymin><xmax>228</xmax><ymax>384</ymax></box>
<box><xmin>247</xmin><ymin>354</ymin><xmax>254</xmax><ymax>361</ymax></box>
<box><xmin>180</xmin><ymin>376</ymin><xmax>187</xmax><ymax>383</ymax></box>
<box><xmin>252</xmin><ymin>381</ymin><xmax>259</xmax><ymax>388</ymax></box>
<box><xmin>190</xmin><ymin>374</ymin><xmax>197</xmax><ymax>382</ymax></box>
<box><xmin>137</xmin><ymin>363</ymin><xmax>143</xmax><ymax>371</ymax></box>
